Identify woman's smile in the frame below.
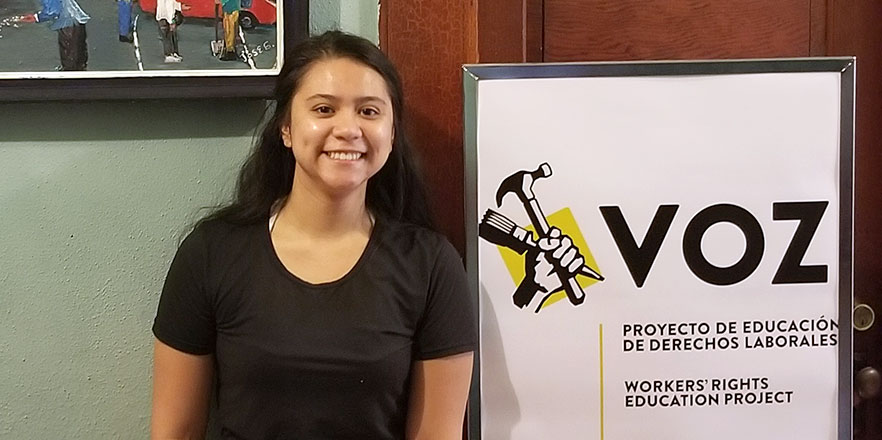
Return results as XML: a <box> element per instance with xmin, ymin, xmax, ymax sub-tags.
<box><xmin>324</xmin><ymin>151</ymin><xmax>365</xmax><ymax>161</ymax></box>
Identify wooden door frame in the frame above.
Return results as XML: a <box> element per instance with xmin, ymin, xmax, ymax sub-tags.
<box><xmin>379</xmin><ymin>0</ymin><xmax>540</xmax><ymax>255</ymax></box>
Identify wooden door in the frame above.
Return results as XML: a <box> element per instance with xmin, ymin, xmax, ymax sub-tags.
<box><xmin>543</xmin><ymin>1</ymin><xmax>882</xmax><ymax>438</ymax></box>
<box><xmin>380</xmin><ymin>0</ymin><xmax>882</xmax><ymax>436</ymax></box>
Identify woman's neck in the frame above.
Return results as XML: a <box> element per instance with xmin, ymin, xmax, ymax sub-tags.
<box><xmin>276</xmin><ymin>176</ymin><xmax>372</xmax><ymax>239</ymax></box>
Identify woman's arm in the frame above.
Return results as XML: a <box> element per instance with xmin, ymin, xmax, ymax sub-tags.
<box><xmin>150</xmin><ymin>339</ymin><xmax>214</xmax><ymax>440</ymax></box>
<box><xmin>406</xmin><ymin>351</ymin><xmax>475</xmax><ymax>440</ymax></box>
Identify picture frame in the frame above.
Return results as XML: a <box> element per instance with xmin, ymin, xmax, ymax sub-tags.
<box><xmin>0</xmin><ymin>0</ymin><xmax>308</xmax><ymax>101</ymax></box>
<box><xmin>463</xmin><ymin>58</ymin><xmax>854</xmax><ymax>440</ymax></box>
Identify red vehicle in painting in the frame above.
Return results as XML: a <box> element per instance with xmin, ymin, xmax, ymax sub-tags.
<box><xmin>139</xmin><ymin>0</ymin><xmax>276</xmax><ymax>29</ymax></box>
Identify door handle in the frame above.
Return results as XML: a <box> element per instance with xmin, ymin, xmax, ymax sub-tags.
<box><xmin>856</xmin><ymin>366</ymin><xmax>881</xmax><ymax>401</ymax></box>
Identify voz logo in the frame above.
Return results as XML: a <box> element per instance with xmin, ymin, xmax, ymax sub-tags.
<box><xmin>479</xmin><ymin>163</ymin><xmax>604</xmax><ymax>313</ymax></box>
<box><xmin>601</xmin><ymin>201</ymin><xmax>829</xmax><ymax>288</ymax></box>
<box><xmin>479</xmin><ymin>164</ymin><xmax>831</xmax><ymax>310</ymax></box>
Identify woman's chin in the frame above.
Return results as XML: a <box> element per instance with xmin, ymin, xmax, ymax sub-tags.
<box><xmin>320</xmin><ymin>178</ymin><xmax>369</xmax><ymax>197</ymax></box>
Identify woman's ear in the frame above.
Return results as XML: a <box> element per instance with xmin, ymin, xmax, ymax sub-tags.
<box><xmin>280</xmin><ymin>124</ymin><xmax>292</xmax><ymax>148</ymax></box>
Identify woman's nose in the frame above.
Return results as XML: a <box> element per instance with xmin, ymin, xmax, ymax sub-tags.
<box><xmin>332</xmin><ymin>111</ymin><xmax>362</xmax><ymax>139</ymax></box>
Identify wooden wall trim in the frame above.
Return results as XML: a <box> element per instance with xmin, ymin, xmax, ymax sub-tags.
<box><xmin>379</xmin><ymin>0</ymin><xmax>476</xmax><ymax>253</ymax></box>
<box><xmin>809</xmin><ymin>0</ymin><xmax>827</xmax><ymax>56</ymax></box>
<box><xmin>477</xmin><ymin>0</ymin><xmax>530</xmax><ymax>62</ymax></box>
<box><xmin>526</xmin><ymin>0</ymin><xmax>544</xmax><ymax>62</ymax></box>
<box><xmin>544</xmin><ymin>0</ymin><xmax>811</xmax><ymax>61</ymax></box>
<box><xmin>379</xmin><ymin>0</ymin><xmax>532</xmax><ymax>253</ymax></box>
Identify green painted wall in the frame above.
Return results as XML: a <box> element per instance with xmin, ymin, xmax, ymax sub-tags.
<box><xmin>311</xmin><ymin>0</ymin><xmax>379</xmax><ymax>44</ymax></box>
<box><xmin>0</xmin><ymin>100</ymin><xmax>260</xmax><ymax>437</ymax></box>
<box><xmin>0</xmin><ymin>2</ymin><xmax>379</xmax><ymax>438</ymax></box>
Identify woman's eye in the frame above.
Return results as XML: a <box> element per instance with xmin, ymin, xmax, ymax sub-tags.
<box><xmin>360</xmin><ymin>107</ymin><xmax>380</xmax><ymax>116</ymax></box>
<box><xmin>314</xmin><ymin>105</ymin><xmax>334</xmax><ymax>114</ymax></box>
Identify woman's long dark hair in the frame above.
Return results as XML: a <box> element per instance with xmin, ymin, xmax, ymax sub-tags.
<box><xmin>199</xmin><ymin>31</ymin><xmax>434</xmax><ymax>229</ymax></box>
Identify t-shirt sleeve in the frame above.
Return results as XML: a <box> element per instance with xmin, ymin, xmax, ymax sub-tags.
<box><xmin>414</xmin><ymin>239</ymin><xmax>477</xmax><ymax>360</ymax></box>
<box><xmin>152</xmin><ymin>227</ymin><xmax>216</xmax><ymax>355</ymax></box>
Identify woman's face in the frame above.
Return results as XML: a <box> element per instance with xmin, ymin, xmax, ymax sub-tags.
<box><xmin>280</xmin><ymin>57</ymin><xmax>394</xmax><ymax>199</ymax></box>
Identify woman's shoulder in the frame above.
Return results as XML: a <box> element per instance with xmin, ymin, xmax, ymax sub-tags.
<box><xmin>191</xmin><ymin>216</ymin><xmax>251</xmax><ymax>236</ymax></box>
<box><xmin>169</xmin><ymin>218</ymin><xmax>267</xmax><ymax>275</ymax></box>
<box><xmin>180</xmin><ymin>217</ymin><xmax>265</xmax><ymax>251</ymax></box>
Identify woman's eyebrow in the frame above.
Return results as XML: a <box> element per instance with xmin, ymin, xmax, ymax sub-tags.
<box><xmin>305</xmin><ymin>94</ymin><xmax>389</xmax><ymax>105</ymax></box>
<box><xmin>355</xmin><ymin>96</ymin><xmax>389</xmax><ymax>105</ymax></box>
<box><xmin>305</xmin><ymin>94</ymin><xmax>339</xmax><ymax>102</ymax></box>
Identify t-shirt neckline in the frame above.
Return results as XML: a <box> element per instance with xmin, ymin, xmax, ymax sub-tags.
<box><xmin>262</xmin><ymin>213</ymin><xmax>382</xmax><ymax>289</ymax></box>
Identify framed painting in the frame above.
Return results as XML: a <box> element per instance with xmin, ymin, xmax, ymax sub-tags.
<box><xmin>0</xmin><ymin>0</ymin><xmax>307</xmax><ymax>100</ymax></box>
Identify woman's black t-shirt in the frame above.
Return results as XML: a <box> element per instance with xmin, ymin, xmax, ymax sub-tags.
<box><xmin>153</xmin><ymin>217</ymin><xmax>477</xmax><ymax>439</ymax></box>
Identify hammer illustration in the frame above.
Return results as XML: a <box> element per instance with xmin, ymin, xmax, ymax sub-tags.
<box><xmin>479</xmin><ymin>208</ymin><xmax>604</xmax><ymax>280</ymax></box>
<box><xmin>495</xmin><ymin>163</ymin><xmax>589</xmax><ymax>306</ymax></box>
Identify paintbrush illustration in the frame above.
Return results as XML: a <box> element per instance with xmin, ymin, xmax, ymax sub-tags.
<box><xmin>479</xmin><ymin>209</ymin><xmax>605</xmax><ymax>281</ymax></box>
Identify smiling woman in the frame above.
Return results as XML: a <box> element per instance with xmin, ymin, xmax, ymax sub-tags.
<box><xmin>150</xmin><ymin>31</ymin><xmax>476</xmax><ymax>439</ymax></box>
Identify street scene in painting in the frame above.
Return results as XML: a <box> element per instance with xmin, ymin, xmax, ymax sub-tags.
<box><xmin>0</xmin><ymin>0</ymin><xmax>279</xmax><ymax>74</ymax></box>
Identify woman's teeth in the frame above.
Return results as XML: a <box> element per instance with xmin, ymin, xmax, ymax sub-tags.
<box><xmin>326</xmin><ymin>151</ymin><xmax>362</xmax><ymax>161</ymax></box>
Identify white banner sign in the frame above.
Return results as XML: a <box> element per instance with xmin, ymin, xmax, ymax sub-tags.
<box><xmin>464</xmin><ymin>60</ymin><xmax>853</xmax><ymax>440</ymax></box>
